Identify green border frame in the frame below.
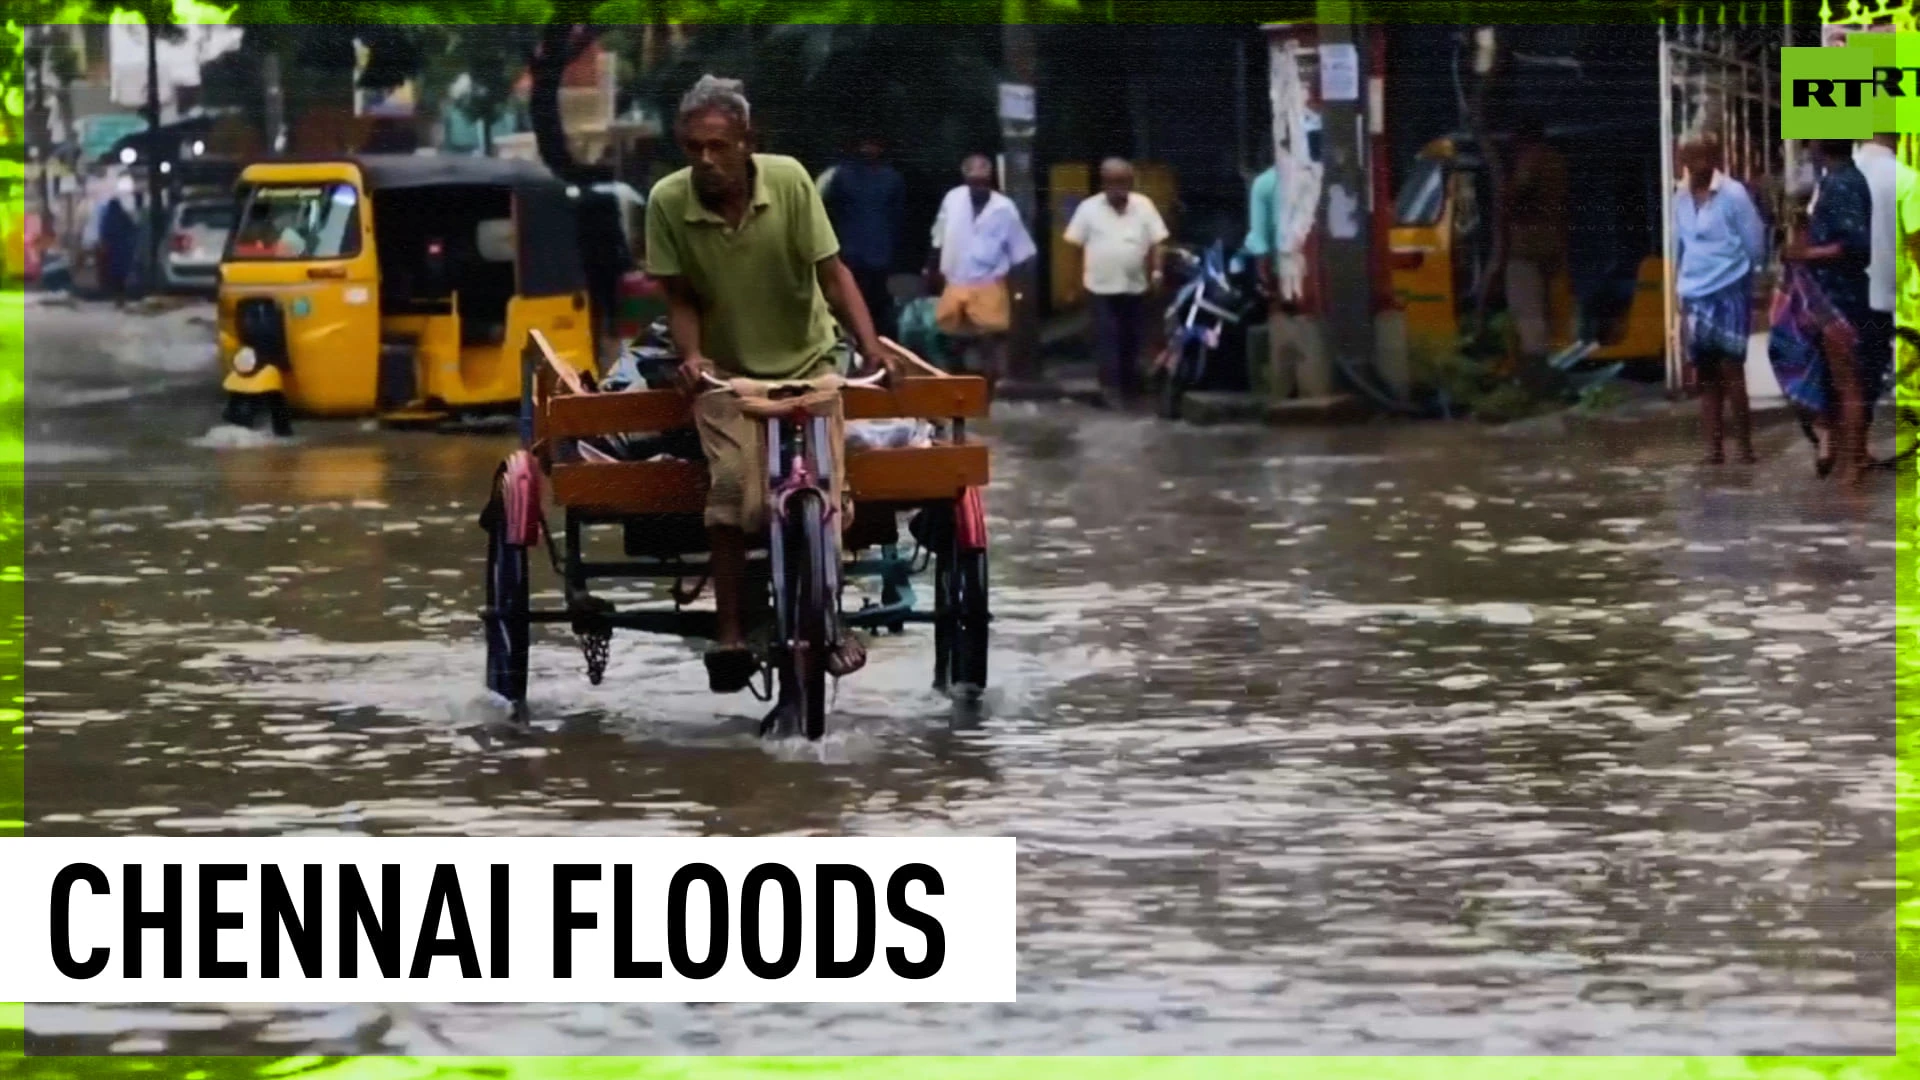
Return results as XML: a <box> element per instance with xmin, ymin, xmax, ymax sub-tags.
<box><xmin>3</xmin><ymin>0</ymin><xmax>1913</xmax><ymax>1075</ymax></box>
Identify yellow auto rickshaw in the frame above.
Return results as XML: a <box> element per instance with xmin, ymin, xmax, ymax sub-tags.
<box><xmin>1388</xmin><ymin>128</ymin><xmax>1668</xmax><ymax>372</ymax></box>
<box><xmin>217</xmin><ymin>154</ymin><xmax>599</xmax><ymax>429</ymax></box>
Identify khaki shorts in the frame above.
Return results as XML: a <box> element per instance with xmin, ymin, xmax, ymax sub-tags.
<box><xmin>692</xmin><ymin>360</ymin><xmax>850</xmax><ymax>535</ymax></box>
<box><xmin>936</xmin><ymin>279</ymin><xmax>1011</xmax><ymax>336</ymax></box>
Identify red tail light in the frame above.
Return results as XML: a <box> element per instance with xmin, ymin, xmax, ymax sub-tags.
<box><xmin>170</xmin><ymin>232</ymin><xmax>193</xmax><ymax>254</ymax></box>
<box><xmin>1389</xmin><ymin>249</ymin><xmax>1426</xmax><ymax>271</ymax></box>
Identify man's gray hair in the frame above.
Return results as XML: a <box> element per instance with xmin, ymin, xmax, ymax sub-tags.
<box><xmin>679</xmin><ymin>74</ymin><xmax>751</xmax><ymax>129</ymax></box>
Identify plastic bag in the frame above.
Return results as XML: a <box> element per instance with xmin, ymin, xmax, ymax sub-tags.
<box><xmin>601</xmin><ymin>317</ymin><xmax>683</xmax><ymax>392</ymax></box>
<box><xmin>896</xmin><ymin>296</ymin><xmax>957</xmax><ymax>372</ymax></box>
<box><xmin>846</xmin><ymin>419</ymin><xmax>936</xmax><ymax>451</ymax></box>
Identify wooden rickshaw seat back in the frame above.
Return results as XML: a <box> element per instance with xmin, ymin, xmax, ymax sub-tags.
<box><xmin>522</xmin><ymin>330</ymin><xmax>992</xmax><ymax>518</ymax></box>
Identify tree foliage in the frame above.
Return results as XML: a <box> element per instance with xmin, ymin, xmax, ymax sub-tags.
<box><xmin>26</xmin><ymin>0</ymin><xmax>1099</xmax><ymax>176</ymax></box>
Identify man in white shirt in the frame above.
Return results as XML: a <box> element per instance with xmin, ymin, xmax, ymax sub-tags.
<box><xmin>925</xmin><ymin>154</ymin><xmax>1037</xmax><ymax>396</ymax></box>
<box><xmin>1063</xmin><ymin>157</ymin><xmax>1170</xmax><ymax>406</ymax></box>
<box><xmin>1855</xmin><ymin>135</ymin><xmax>1898</xmax><ymax>404</ymax></box>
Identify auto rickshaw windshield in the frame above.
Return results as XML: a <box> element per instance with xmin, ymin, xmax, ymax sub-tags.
<box><xmin>1395</xmin><ymin>157</ymin><xmax>1447</xmax><ymax>228</ymax></box>
<box><xmin>227</xmin><ymin>182</ymin><xmax>362</xmax><ymax>260</ymax></box>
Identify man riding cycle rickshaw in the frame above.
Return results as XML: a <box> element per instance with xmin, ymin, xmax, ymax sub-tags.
<box><xmin>647</xmin><ymin>74</ymin><xmax>903</xmax><ymax>730</ymax></box>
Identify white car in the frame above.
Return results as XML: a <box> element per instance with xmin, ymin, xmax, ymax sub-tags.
<box><xmin>162</xmin><ymin>198</ymin><xmax>235</xmax><ymax>293</ymax></box>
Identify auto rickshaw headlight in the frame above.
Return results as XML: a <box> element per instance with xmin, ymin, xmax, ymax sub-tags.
<box><xmin>232</xmin><ymin>346</ymin><xmax>260</xmax><ymax>376</ymax></box>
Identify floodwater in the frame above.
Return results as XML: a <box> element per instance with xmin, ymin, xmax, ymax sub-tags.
<box><xmin>19</xmin><ymin>300</ymin><xmax>1900</xmax><ymax>1056</ymax></box>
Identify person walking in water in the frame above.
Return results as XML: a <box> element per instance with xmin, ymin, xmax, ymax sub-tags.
<box><xmin>1064</xmin><ymin>157</ymin><xmax>1170</xmax><ymax>407</ymax></box>
<box><xmin>1673</xmin><ymin>134</ymin><xmax>1767</xmax><ymax>465</ymax></box>
<box><xmin>97</xmin><ymin>177</ymin><xmax>139</xmax><ymax>307</ymax></box>
<box><xmin>926</xmin><ymin>153</ymin><xmax>1037</xmax><ymax>397</ymax></box>
<box><xmin>1503</xmin><ymin>113</ymin><xmax>1570</xmax><ymax>373</ymax></box>
<box><xmin>1853</xmin><ymin>132</ymin><xmax>1900</xmax><ymax>457</ymax></box>
<box><xmin>824</xmin><ymin>134</ymin><xmax>906</xmax><ymax>340</ymax></box>
<box><xmin>1769</xmin><ymin>139</ymin><xmax>1876</xmax><ymax>484</ymax></box>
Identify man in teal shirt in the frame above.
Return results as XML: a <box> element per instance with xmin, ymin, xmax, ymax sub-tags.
<box><xmin>1244</xmin><ymin>160</ymin><xmax>1307</xmax><ymax>397</ymax></box>
<box><xmin>1244</xmin><ymin>164</ymin><xmax>1280</xmax><ymax>291</ymax></box>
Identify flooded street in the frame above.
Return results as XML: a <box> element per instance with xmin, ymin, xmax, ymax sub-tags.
<box><xmin>21</xmin><ymin>301</ymin><xmax>1898</xmax><ymax>1056</ymax></box>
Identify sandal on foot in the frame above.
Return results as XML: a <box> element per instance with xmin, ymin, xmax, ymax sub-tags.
<box><xmin>704</xmin><ymin>647</ymin><xmax>759</xmax><ymax>694</ymax></box>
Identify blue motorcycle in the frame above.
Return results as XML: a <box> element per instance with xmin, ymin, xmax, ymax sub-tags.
<box><xmin>1148</xmin><ymin>240</ymin><xmax>1258</xmax><ymax>420</ymax></box>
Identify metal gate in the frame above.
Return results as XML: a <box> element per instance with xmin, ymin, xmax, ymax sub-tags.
<box><xmin>1658</xmin><ymin>13</ymin><xmax>1787</xmax><ymax>391</ymax></box>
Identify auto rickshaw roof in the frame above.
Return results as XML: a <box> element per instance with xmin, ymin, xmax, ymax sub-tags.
<box><xmin>352</xmin><ymin>153</ymin><xmax>564</xmax><ymax>192</ymax></box>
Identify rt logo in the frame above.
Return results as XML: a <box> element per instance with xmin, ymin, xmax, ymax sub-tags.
<box><xmin>1781</xmin><ymin>31</ymin><xmax>1918</xmax><ymax>138</ymax></box>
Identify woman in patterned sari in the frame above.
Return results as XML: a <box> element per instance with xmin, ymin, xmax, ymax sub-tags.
<box><xmin>1768</xmin><ymin>139</ymin><xmax>1876</xmax><ymax>485</ymax></box>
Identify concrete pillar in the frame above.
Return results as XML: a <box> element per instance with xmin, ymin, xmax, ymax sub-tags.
<box><xmin>1001</xmin><ymin>15</ymin><xmax>1041</xmax><ymax>384</ymax></box>
<box><xmin>1311</xmin><ymin>2</ymin><xmax>1373</xmax><ymax>401</ymax></box>
<box><xmin>1262</xmin><ymin>23</ymin><xmax>1324</xmax><ymax>402</ymax></box>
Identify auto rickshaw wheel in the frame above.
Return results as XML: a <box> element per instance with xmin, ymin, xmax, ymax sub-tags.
<box><xmin>483</xmin><ymin>511</ymin><xmax>532</xmax><ymax>715</ymax></box>
<box><xmin>222</xmin><ymin>391</ymin><xmax>294</xmax><ymax>437</ymax></box>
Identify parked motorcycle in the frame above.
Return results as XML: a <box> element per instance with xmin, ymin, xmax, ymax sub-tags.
<box><xmin>1148</xmin><ymin>240</ymin><xmax>1259</xmax><ymax>420</ymax></box>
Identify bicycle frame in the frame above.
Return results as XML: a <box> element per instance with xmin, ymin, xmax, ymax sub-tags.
<box><xmin>701</xmin><ymin>369</ymin><xmax>886</xmax><ymax>667</ymax></box>
<box><xmin>764</xmin><ymin>407</ymin><xmax>841</xmax><ymax>650</ymax></box>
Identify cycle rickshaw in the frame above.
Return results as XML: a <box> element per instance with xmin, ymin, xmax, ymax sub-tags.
<box><xmin>479</xmin><ymin>330</ymin><xmax>992</xmax><ymax>739</ymax></box>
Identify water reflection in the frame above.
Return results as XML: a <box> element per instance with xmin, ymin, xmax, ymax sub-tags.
<box><xmin>20</xmin><ymin>391</ymin><xmax>1897</xmax><ymax>1056</ymax></box>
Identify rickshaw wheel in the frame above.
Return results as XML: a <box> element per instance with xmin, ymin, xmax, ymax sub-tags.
<box><xmin>931</xmin><ymin>498</ymin><xmax>988</xmax><ymax>699</ymax></box>
<box><xmin>944</xmin><ymin>549</ymin><xmax>989</xmax><ymax>696</ymax></box>
<box><xmin>483</xmin><ymin>514</ymin><xmax>532</xmax><ymax>715</ymax></box>
<box><xmin>777</xmin><ymin>489</ymin><xmax>832</xmax><ymax>741</ymax></box>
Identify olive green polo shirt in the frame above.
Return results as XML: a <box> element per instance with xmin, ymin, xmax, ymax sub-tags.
<box><xmin>644</xmin><ymin>153</ymin><xmax>843</xmax><ymax>380</ymax></box>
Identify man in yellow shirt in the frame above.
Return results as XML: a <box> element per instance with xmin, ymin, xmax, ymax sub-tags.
<box><xmin>646</xmin><ymin>75</ymin><xmax>895</xmax><ymax>699</ymax></box>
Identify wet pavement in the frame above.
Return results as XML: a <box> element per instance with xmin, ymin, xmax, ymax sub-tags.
<box><xmin>19</xmin><ymin>299</ymin><xmax>1900</xmax><ymax>1056</ymax></box>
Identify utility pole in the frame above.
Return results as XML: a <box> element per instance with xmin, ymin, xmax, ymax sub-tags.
<box><xmin>27</xmin><ymin>27</ymin><xmax>54</xmax><ymax>233</ymax></box>
<box><xmin>143</xmin><ymin>13</ymin><xmax>164</xmax><ymax>296</ymax></box>
<box><xmin>263</xmin><ymin>49</ymin><xmax>285</xmax><ymax>155</ymax></box>
<box><xmin>1000</xmin><ymin>9</ymin><xmax>1041</xmax><ymax>386</ymax></box>
<box><xmin>1311</xmin><ymin>0</ymin><xmax>1376</xmax><ymax>401</ymax></box>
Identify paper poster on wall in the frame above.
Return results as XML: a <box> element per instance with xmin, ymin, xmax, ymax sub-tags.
<box><xmin>998</xmin><ymin>83</ymin><xmax>1036</xmax><ymax>124</ymax></box>
<box><xmin>1319</xmin><ymin>43</ymin><xmax>1359</xmax><ymax>102</ymax></box>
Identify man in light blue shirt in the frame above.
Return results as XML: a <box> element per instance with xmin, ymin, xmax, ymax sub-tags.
<box><xmin>1673</xmin><ymin>134</ymin><xmax>1767</xmax><ymax>465</ymax></box>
